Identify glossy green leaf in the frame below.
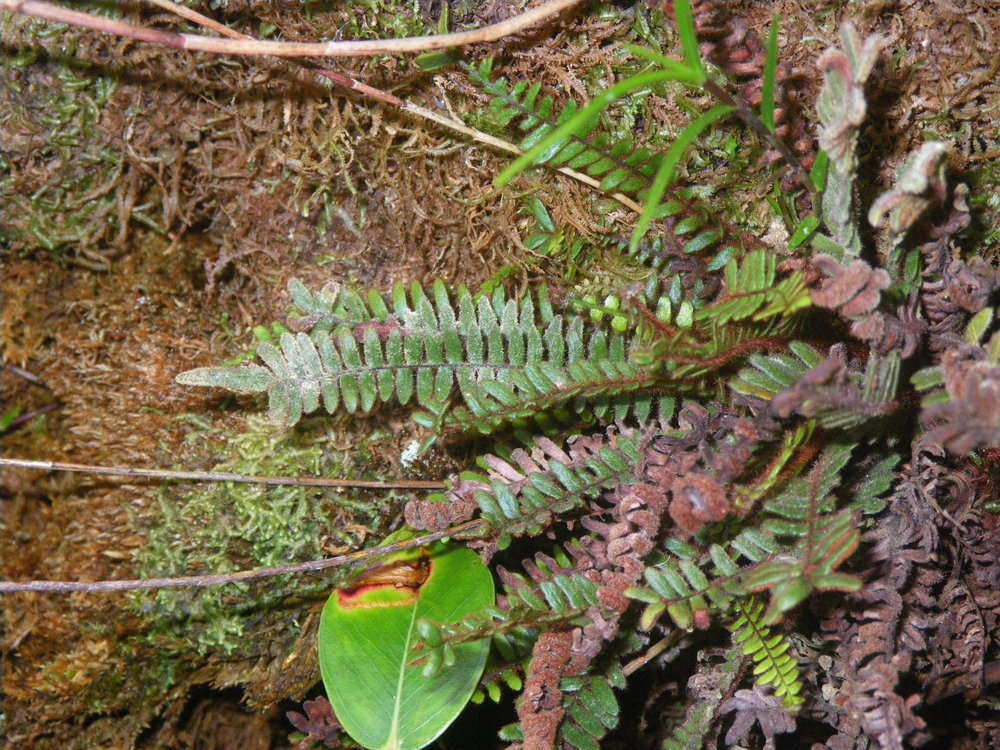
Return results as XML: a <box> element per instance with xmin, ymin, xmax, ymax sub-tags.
<box><xmin>0</xmin><ymin>406</ymin><xmax>23</xmax><ymax>431</ymax></box>
<box><xmin>414</xmin><ymin>49</ymin><xmax>461</xmax><ymax>71</ymax></box>
<box><xmin>810</xmin><ymin>149</ymin><xmax>829</xmax><ymax>192</ymax></box>
<box><xmin>966</xmin><ymin>307</ymin><xmax>993</xmax><ymax>345</ymax></box>
<box><xmin>319</xmin><ymin>542</ymin><xmax>494</xmax><ymax>750</ymax></box>
<box><xmin>788</xmin><ymin>215</ymin><xmax>820</xmax><ymax>249</ymax></box>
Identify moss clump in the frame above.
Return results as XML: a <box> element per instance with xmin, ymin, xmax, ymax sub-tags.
<box><xmin>0</xmin><ymin>15</ymin><xmax>123</xmax><ymax>263</ymax></box>
<box><xmin>337</xmin><ymin>0</ymin><xmax>432</xmax><ymax>42</ymax></box>
<box><xmin>131</xmin><ymin>415</ymin><xmax>398</xmax><ymax>656</ymax></box>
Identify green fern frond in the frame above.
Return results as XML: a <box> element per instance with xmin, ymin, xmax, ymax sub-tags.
<box><xmin>414</xmin><ymin>573</ymin><xmax>599</xmax><ymax>671</ymax></box>
<box><xmin>416</xmin><ymin>539</ymin><xmax>634</xmax><ymax>683</ymax></box>
<box><xmin>479</xmin><ymin>58</ymin><xmax>697</xmax><ymax>192</ymax></box>
<box><xmin>629</xmin><ymin>438</ymin><xmax>862</xmax><ymax>634</ymax></box>
<box><xmin>570</xmin><ymin>225</ymin><xmax>744</xmax><ymax>325</ymax></box>
<box><xmin>471</xmin><ymin>57</ymin><xmax>657</xmax><ymax>187</ymax></box>
<box><xmin>557</xmin><ymin>674</ymin><xmax>621</xmax><ymax>750</ymax></box>
<box><xmin>630</xmin><ymin>103</ymin><xmax>734</xmax><ymax>250</ymax></box>
<box><xmin>727</xmin><ymin>527</ymin><xmax>781</xmax><ymax>565</ymax></box>
<box><xmin>744</xmin><ymin>508</ymin><xmax>862</xmax><ymax>625</ymax></box>
<box><xmin>859</xmin><ymin>350</ymin><xmax>901</xmax><ymax>407</ymax></box>
<box><xmin>533</xmin><ymin>570</ymin><xmax>602</xmax><ymax>613</ymax></box>
<box><xmin>621</xmin><ymin>250</ymin><xmax>811</xmax><ymax>385</ymax></box>
<box><xmin>730</xmin><ymin>341</ymin><xmax>822</xmax><ymax>400</ymax></box>
<box><xmin>732</xmin><ymin>344</ymin><xmax>899</xmax><ymax>429</ymax></box>
<box><xmin>462</xmin><ymin>433</ymin><xmax>643</xmax><ymax>547</ymax></box>
<box><xmin>653</xmin><ymin>192</ymin><xmax>738</xmax><ymax>258</ymax></box>
<box><xmin>498</xmin><ymin>721</ymin><xmax>524</xmax><ymax>743</ymax></box>
<box><xmin>732</xmin><ymin>422</ymin><xmax>816</xmax><ymax>514</ymax></box>
<box><xmin>760</xmin><ymin>442</ymin><xmax>855</xmax><ymax>536</ymax></box>
<box><xmin>628</xmin><ymin>539</ymin><xmax>746</xmax><ymax>631</ymax></box>
<box><xmin>177</xmin><ymin>279</ymin><xmax>664</xmax><ymax>433</ymax></box>
<box><xmin>628</xmin><ymin>225</ymin><xmax>729</xmax><ymax>281</ymax></box>
<box><xmin>816</xmin><ymin>351</ymin><xmax>902</xmax><ymax>430</ymax></box>
<box><xmin>847</xmin><ymin>450</ymin><xmax>901</xmax><ymax>515</ymax></box>
<box><xmin>469</xmin><ymin>57</ymin><xmax>742</xmax><ymax>253</ymax></box>
<box><xmin>835</xmin><ymin>351</ymin><xmax>901</xmax><ymax>429</ymax></box>
<box><xmin>520</xmin><ymin>196</ymin><xmax>591</xmax><ymax>263</ymax></box>
<box><xmin>697</xmin><ymin>250</ymin><xmax>812</xmax><ymax>326</ymax></box>
<box><xmin>728</xmin><ymin>597</ymin><xmax>804</xmax><ymax>710</ymax></box>
<box><xmin>284</xmin><ymin>278</ymin><xmax>374</xmax><ymax>332</ymax></box>
<box><xmin>567</xmin><ymin>233</ymin><xmax>722</xmax><ymax>337</ymax></box>
<box><xmin>624</xmin><ymin>443</ymin><xmax>861</xmax><ymax>629</ymax></box>
<box><xmin>441</xmin><ymin>340</ymin><xmax>659</xmax><ymax>434</ymax></box>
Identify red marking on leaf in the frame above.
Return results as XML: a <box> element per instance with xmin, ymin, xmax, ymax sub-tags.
<box><xmin>335</xmin><ymin>557</ymin><xmax>431</xmax><ymax>609</ymax></box>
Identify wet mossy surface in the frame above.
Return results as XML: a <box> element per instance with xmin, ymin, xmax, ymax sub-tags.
<box><xmin>1</xmin><ymin>1</ymin><xmax>997</xmax><ymax>747</ymax></box>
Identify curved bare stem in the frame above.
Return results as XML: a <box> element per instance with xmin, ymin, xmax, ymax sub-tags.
<box><xmin>142</xmin><ymin>0</ymin><xmax>642</xmax><ymax>211</ymax></box>
<box><xmin>0</xmin><ymin>0</ymin><xmax>583</xmax><ymax>58</ymax></box>
<box><xmin>0</xmin><ymin>457</ymin><xmax>445</xmax><ymax>490</ymax></box>
<box><xmin>0</xmin><ymin>520</ymin><xmax>485</xmax><ymax>594</ymax></box>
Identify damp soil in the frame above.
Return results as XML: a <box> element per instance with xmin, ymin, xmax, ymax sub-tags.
<box><xmin>1</xmin><ymin>1</ymin><xmax>997</xmax><ymax>747</ymax></box>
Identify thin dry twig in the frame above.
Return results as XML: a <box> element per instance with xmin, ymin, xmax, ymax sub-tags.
<box><xmin>623</xmin><ymin>632</ymin><xmax>681</xmax><ymax>676</ymax></box>
<box><xmin>144</xmin><ymin>0</ymin><xmax>234</xmax><ymax>39</ymax></box>
<box><xmin>0</xmin><ymin>0</ymin><xmax>583</xmax><ymax>57</ymax></box>
<box><xmin>3</xmin><ymin>364</ymin><xmax>47</xmax><ymax>385</ymax></box>
<box><xmin>0</xmin><ymin>520</ymin><xmax>484</xmax><ymax>594</ymax></box>
<box><xmin>0</xmin><ymin>404</ymin><xmax>61</xmax><ymax>435</ymax></box>
<box><xmin>0</xmin><ymin>457</ymin><xmax>445</xmax><ymax>490</ymax></box>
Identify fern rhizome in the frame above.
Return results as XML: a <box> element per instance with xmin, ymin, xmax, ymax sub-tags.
<box><xmin>2</xmin><ymin>1</ymin><xmax>999</xmax><ymax>748</ymax></box>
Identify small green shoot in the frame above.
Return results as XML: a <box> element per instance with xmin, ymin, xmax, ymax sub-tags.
<box><xmin>1</xmin><ymin>407</ymin><xmax>24</xmax><ymax>432</ymax></box>
<box><xmin>760</xmin><ymin>15</ymin><xmax>780</xmax><ymax>133</ymax></box>
<box><xmin>672</xmin><ymin>0</ymin><xmax>706</xmax><ymax>83</ymax></box>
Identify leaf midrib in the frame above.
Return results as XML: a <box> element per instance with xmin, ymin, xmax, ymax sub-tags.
<box><xmin>382</xmin><ymin>604</ymin><xmax>420</xmax><ymax>750</ymax></box>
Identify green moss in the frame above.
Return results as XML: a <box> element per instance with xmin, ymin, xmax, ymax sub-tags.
<box><xmin>0</xmin><ymin>14</ymin><xmax>123</xmax><ymax>258</ymax></box>
<box><xmin>336</xmin><ymin>0</ymin><xmax>433</xmax><ymax>43</ymax></box>
<box><xmin>130</xmin><ymin>415</ymin><xmax>399</xmax><ymax>656</ymax></box>
<box><xmin>83</xmin><ymin>646</ymin><xmax>182</xmax><ymax>728</ymax></box>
